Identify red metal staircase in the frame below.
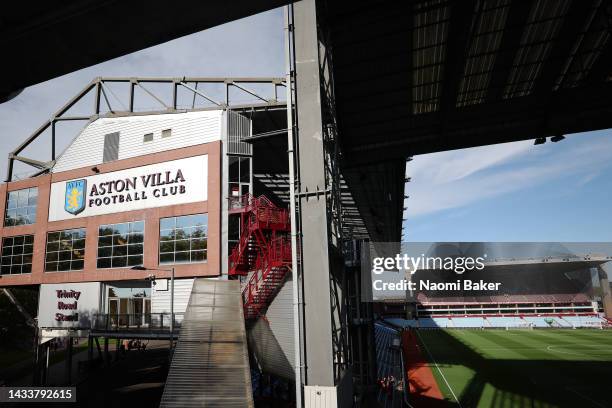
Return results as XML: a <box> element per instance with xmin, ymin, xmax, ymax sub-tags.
<box><xmin>229</xmin><ymin>194</ymin><xmax>293</xmax><ymax>319</ymax></box>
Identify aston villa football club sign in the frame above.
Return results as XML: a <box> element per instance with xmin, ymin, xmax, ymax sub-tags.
<box><xmin>49</xmin><ymin>155</ymin><xmax>207</xmax><ymax>221</ymax></box>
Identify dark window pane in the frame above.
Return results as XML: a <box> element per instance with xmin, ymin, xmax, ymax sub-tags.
<box><xmin>71</xmin><ymin>260</ymin><xmax>84</xmax><ymax>270</ymax></box>
<box><xmin>46</xmin><ymin>252</ymin><xmax>58</xmax><ymax>262</ymax></box>
<box><xmin>23</xmin><ymin>244</ymin><xmax>33</xmax><ymax>255</ymax></box>
<box><xmin>11</xmin><ymin>255</ymin><xmax>22</xmax><ymax>264</ymax></box>
<box><xmin>99</xmin><ymin>226</ymin><xmax>113</xmax><ymax>236</ymax></box>
<box><xmin>13</xmin><ymin>236</ymin><xmax>24</xmax><ymax>246</ymax></box>
<box><xmin>11</xmin><ymin>265</ymin><xmax>21</xmax><ymax>274</ymax></box>
<box><xmin>24</xmin><ymin>235</ymin><xmax>34</xmax><ymax>245</ymax></box>
<box><xmin>98</xmin><ymin>236</ymin><xmax>113</xmax><ymax>247</ymax></box>
<box><xmin>2</xmin><ymin>265</ymin><xmax>12</xmax><ymax>275</ymax></box>
<box><xmin>129</xmin><ymin>233</ymin><xmax>144</xmax><ymax>244</ymax></box>
<box><xmin>174</xmin><ymin>228</ymin><xmax>189</xmax><ymax>240</ymax></box>
<box><xmin>191</xmin><ymin>250</ymin><xmax>206</xmax><ymax>262</ymax></box>
<box><xmin>1</xmin><ymin>256</ymin><xmax>11</xmax><ymax>266</ymax></box>
<box><xmin>160</xmin><ymin>229</ymin><xmax>174</xmax><ymax>241</ymax></box>
<box><xmin>160</xmin><ymin>241</ymin><xmax>174</xmax><ymax>253</ymax></box>
<box><xmin>192</xmin><ymin>226</ymin><xmax>207</xmax><ymax>238</ymax></box>
<box><xmin>97</xmin><ymin>258</ymin><xmax>111</xmax><ymax>269</ymax></box>
<box><xmin>175</xmin><ymin>251</ymin><xmax>189</xmax><ymax>263</ymax></box>
<box><xmin>13</xmin><ymin>245</ymin><xmax>23</xmax><ymax>255</ymax></box>
<box><xmin>159</xmin><ymin>253</ymin><xmax>174</xmax><ymax>264</ymax></box>
<box><xmin>98</xmin><ymin>246</ymin><xmax>112</xmax><ymax>258</ymax></box>
<box><xmin>112</xmin><ymin>257</ymin><xmax>127</xmax><ymax>268</ymax></box>
<box><xmin>22</xmin><ymin>263</ymin><xmax>32</xmax><ymax>274</ymax></box>
<box><xmin>47</xmin><ymin>232</ymin><xmax>60</xmax><ymax>242</ymax></box>
<box><xmin>191</xmin><ymin>238</ymin><xmax>207</xmax><ymax>250</ymax></box>
<box><xmin>112</xmin><ymin>245</ymin><xmax>127</xmax><ymax>257</ymax></box>
<box><xmin>229</xmin><ymin>156</ymin><xmax>239</xmax><ymax>182</ymax></box>
<box><xmin>127</xmin><ymin>255</ymin><xmax>143</xmax><ymax>266</ymax></box>
<box><xmin>22</xmin><ymin>254</ymin><xmax>32</xmax><ymax>264</ymax></box>
<box><xmin>58</xmin><ymin>251</ymin><xmax>72</xmax><ymax>262</ymax></box>
<box><xmin>58</xmin><ymin>261</ymin><xmax>71</xmax><ymax>271</ymax></box>
<box><xmin>3</xmin><ymin>237</ymin><xmax>14</xmax><ymax>248</ymax></box>
<box><xmin>240</xmin><ymin>157</ymin><xmax>250</xmax><ymax>182</ymax></box>
<box><xmin>73</xmin><ymin>250</ymin><xmax>84</xmax><ymax>260</ymax></box>
<box><xmin>60</xmin><ymin>230</ymin><xmax>72</xmax><ymax>239</ymax></box>
<box><xmin>113</xmin><ymin>235</ymin><xmax>128</xmax><ymax>246</ymax></box>
<box><xmin>175</xmin><ymin>239</ymin><xmax>189</xmax><ymax>252</ymax></box>
<box><xmin>73</xmin><ymin>239</ymin><xmax>85</xmax><ymax>250</ymax></box>
<box><xmin>46</xmin><ymin>241</ymin><xmax>59</xmax><ymax>252</ymax></box>
<box><xmin>128</xmin><ymin>244</ymin><xmax>143</xmax><ymax>255</ymax></box>
<box><xmin>2</xmin><ymin>246</ymin><xmax>12</xmax><ymax>256</ymax></box>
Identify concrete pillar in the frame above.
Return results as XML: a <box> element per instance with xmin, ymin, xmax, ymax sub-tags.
<box><xmin>88</xmin><ymin>335</ymin><xmax>93</xmax><ymax>363</ymax></box>
<box><xmin>294</xmin><ymin>0</ymin><xmax>335</xmax><ymax>389</ymax></box>
<box><xmin>65</xmin><ymin>336</ymin><xmax>73</xmax><ymax>385</ymax></box>
<box><xmin>104</xmin><ymin>337</ymin><xmax>109</xmax><ymax>366</ymax></box>
<box><xmin>597</xmin><ymin>266</ymin><xmax>612</xmax><ymax>318</ymax></box>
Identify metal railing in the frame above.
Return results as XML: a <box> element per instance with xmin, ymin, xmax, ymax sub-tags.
<box><xmin>91</xmin><ymin>313</ymin><xmax>184</xmax><ymax>332</ymax></box>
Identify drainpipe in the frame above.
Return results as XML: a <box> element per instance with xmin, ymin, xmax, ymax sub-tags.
<box><xmin>286</xmin><ymin>4</ymin><xmax>303</xmax><ymax>408</ymax></box>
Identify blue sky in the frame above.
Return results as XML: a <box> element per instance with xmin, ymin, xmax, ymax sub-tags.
<box><xmin>404</xmin><ymin>130</ymin><xmax>612</xmax><ymax>241</ymax></box>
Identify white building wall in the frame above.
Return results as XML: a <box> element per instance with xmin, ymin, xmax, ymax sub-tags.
<box><xmin>247</xmin><ymin>275</ymin><xmax>295</xmax><ymax>380</ymax></box>
<box><xmin>53</xmin><ymin>110</ymin><xmax>223</xmax><ymax>173</ymax></box>
<box><xmin>151</xmin><ymin>278</ymin><xmax>195</xmax><ymax>316</ymax></box>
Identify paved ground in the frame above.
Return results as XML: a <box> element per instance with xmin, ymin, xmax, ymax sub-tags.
<box><xmin>4</xmin><ymin>340</ymin><xmax>170</xmax><ymax>408</ymax></box>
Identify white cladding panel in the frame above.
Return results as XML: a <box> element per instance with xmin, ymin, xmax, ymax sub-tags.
<box><xmin>37</xmin><ymin>282</ymin><xmax>102</xmax><ymax>329</ymax></box>
<box><xmin>151</xmin><ymin>278</ymin><xmax>194</xmax><ymax>314</ymax></box>
<box><xmin>48</xmin><ymin>155</ymin><xmax>207</xmax><ymax>221</ymax></box>
<box><xmin>247</xmin><ymin>275</ymin><xmax>295</xmax><ymax>379</ymax></box>
<box><xmin>53</xmin><ymin>110</ymin><xmax>222</xmax><ymax>173</ymax></box>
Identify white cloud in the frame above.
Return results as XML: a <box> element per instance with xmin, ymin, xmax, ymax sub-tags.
<box><xmin>406</xmin><ymin>133</ymin><xmax>612</xmax><ymax>218</ymax></box>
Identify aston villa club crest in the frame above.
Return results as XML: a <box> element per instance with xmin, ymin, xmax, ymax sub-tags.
<box><xmin>65</xmin><ymin>179</ymin><xmax>87</xmax><ymax>215</ymax></box>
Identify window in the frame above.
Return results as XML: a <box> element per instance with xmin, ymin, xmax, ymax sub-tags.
<box><xmin>143</xmin><ymin>133</ymin><xmax>154</xmax><ymax>143</ymax></box>
<box><xmin>159</xmin><ymin>214</ymin><xmax>207</xmax><ymax>264</ymax></box>
<box><xmin>97</xmin><ymin>221</ymin><xmax>144</xmax><ymax>269</ymax></box>
<box><xmin>103</xmin><ymin>132</ymin><xmax>120</xmax><ymax>163</ymax></box>
<box><xmin>45</xmin><ymin>228</ymin><xmax>86</xmax><ymax>272</ymax></box>
<box><xmin>0</xmin><ymin>235</ymin><xmax>34</xmax><ymax>275</ymax></box>
<box><xmin>5</xmin><ymin>187</ymin><xmax>38</xmax><ymax>226</ymax></box>
<box><xmin>161</xmin><ymin>128</ymin><xmax>172</xmax><ymax>138</ymax></box>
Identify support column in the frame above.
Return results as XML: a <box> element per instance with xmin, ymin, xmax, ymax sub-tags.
<box><xmin>65</xmin><ymin>336</ymin><xmax>73</xmax><ymax>385</ymax></box>
<box><xmin>294</xmin><ymin>0</ymin><xmax>335</xmax><ymax>389</ymax></box>
<box><xmin>103</xmin><ymin>337</ymin><xmax>109</xmax><ymax>366</ymax></box>
<box><xmin>88</xmin><ymin>335</ymin><xmax>93</xmax><ymax>363</ymax></box>
<box><xmin>597</xmin><ymin>266</ymin><xmax>612</xmax><ymax>318</ymax></box>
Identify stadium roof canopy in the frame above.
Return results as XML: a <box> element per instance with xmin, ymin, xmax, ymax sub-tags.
<box><xmin>3</xmin><ymin>0</ymin><xmax>612</xmax><ymax>242</ymax></box>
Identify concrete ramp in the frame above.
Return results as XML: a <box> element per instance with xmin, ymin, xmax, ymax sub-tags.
<box><xmin>160</xmin><ymin>279</ymin><xmax>254</xmax><ymax>407</ymax></box>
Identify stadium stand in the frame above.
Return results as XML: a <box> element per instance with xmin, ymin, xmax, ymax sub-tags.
<box><xmin>385</xmin><ymin>315</ymin><xmax>609</xmax><ymax>329</ymax></box>
<box><xmin>374</xmin><ymin>323</ymin><xmax>406</xmax><ymax>408</ymax></box>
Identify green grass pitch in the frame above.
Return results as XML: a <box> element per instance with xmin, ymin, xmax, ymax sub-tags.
<box><xmin>415</xmin><ymin>329</ymin><xmax>612</xmax><ymax>408</ymax></box>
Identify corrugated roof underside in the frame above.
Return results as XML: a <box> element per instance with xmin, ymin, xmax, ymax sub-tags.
<box><xmin>160</xmin><ymin>278</ymin><xmax>254</xmax><ymax>408</ymax></box>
